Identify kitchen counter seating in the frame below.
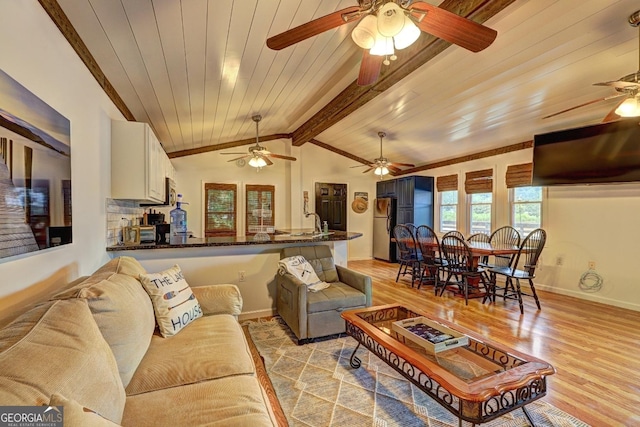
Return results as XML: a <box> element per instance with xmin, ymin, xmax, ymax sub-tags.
<box><xmin>0</xmin><ymin>256</ymin><xmax>283</xmax><ymax>426</ymax></box>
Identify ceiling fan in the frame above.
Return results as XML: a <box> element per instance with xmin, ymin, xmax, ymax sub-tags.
<box><xmin>266</xmin><ymin>0</ymin><xmax>497</xmax><ymax>86</ymax></box>
<box><xmin>543</xmin><ymin>10</ymin><xmax>640</xmax><ymax>121</ymax></box>
<box><xmin>352</xmin><ymin>131</ymin><xmax>414</xmax><ymax>177</ymax></box>
<box><xmin>220</xmin><ymin>115</ymin><xmax>296</xmax><ymax>168</ymax></box>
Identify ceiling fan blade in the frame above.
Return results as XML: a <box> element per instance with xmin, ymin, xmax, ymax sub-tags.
<box><xmin>350</xmin><ymin>163</ymin><xmax>373</xmax><ymax>168</ymax></box>
<box><xmin>226</xmin><ymin>155</ymin><xmax>250</xmax><ymax>162</ymax></box>
<box><xmin>263</xmin><ymin>156</ymin><xmax>274</xmax><ymax>166</ymax></box>
<box><xmin>357</xmin><ymin>50</ymin><xmax>383</xmax><ymax>86</ymax></box>
<box><xmin>542</xmin><ymin>94</ymin><xmax>625</xmax><ymax>119</ymax></box>
<box><xmin>409</xmin><ymin>2</ymin><xmax>497</xmax><ymax>52</ymax></box>
<box><xmin>266</xmin><ymin>6</ymin><xmax>361</xmax><ymax>50</ymax></box>
<box><xmin>387</xmin><ymin>165</ymin><xmax>401</xmax><ymax>173</ymax></box>
<box><xmin>602</xmin><ymin>98</ymin><xmax>627</xmax><ymax>123</ymax></box>
<box><xmin>389</xmin><ymin>162</ymin><xmax>415</xmax><ymax>168</ymax></box>
<box><xmin>362</xmin><ymin>167</ymin><xmax>375</xmax><ymax>174</ymax></box>
<box><xmin>265</xmin><ymin>153</ymin><xmax>297</xmax><ymax>161</ymax></box>
<box><xmin>594</xmin><ymin>81</ymin><xmax>640</xmax><ymax>90</ymax></box>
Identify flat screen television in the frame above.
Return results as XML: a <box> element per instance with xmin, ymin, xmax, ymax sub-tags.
<box><xmin>532</xmin><ymin>118</ymin><xmax>640</xmax><ymax>186</ymax></box>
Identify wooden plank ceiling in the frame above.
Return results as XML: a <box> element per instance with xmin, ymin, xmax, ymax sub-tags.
<box><xmin>51</xmin><ymin>0</ymin><xmax>640</xmax><ymax>171</ymax></box>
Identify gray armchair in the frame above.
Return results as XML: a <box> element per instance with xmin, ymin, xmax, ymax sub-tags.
<box><xmin>276</xmin><ymin>245</ymin><xmax>372</xmax><ymax>344</ymax></box>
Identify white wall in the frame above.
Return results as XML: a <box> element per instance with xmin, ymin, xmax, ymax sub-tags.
<box><xmin>0</xmin><ymin>1</ymin><xmax>123</xmax><ymax>318</ymax></box>
<box><xmin>414</xmin><ymin>148</ymin><xmax>640</xmax><ymax>311</ymax></box>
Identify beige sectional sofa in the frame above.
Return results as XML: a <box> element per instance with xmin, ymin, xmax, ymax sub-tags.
<box><xmin>0</xmin><ymin>256</ymin><xmax>284</xmax><ymax>426</ymax></box>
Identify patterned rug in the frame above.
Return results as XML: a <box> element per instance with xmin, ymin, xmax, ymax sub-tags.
<box><xmin>245</xmin><ymin>317</ymin><xmax>589</xmax><ymax>427</ymax></box>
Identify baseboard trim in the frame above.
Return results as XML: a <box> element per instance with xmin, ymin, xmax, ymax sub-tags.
<box><xmin>239</xmin><ymin>308</ymin><xmax>277</xmax><ymax>322</ymax></box>
<box><xmin>535</xmin><ymin>283</ymin><xmax>640</xmax><ymax>312</ymax></box>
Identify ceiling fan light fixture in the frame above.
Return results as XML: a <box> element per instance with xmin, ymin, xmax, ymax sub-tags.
<box><xmin>377</xmin><ymin>3</ymin><xmax>405</xmax><ymax>37</ymax></box>
<box><xmin>615</xmin><ymin>96</ymin><xmax>640</xmax><ymax>117</ymax></box>
<box><xmin>370</xmin><ymin>33</ymin><xmax>394</xmax><ymax>56</ymax></box>
<box><xmin>351</xmin><ymin>15</ymin><xmax>378</xmax><ymax>49</ymax></box>
<box><xmin>374</xmin><ymin>165</ymin><xmax>389</xmax><ymax>176</ymax></box>
<box><xmin>393</xmin><ymin>16</ymin><xmax>420</xmax><ymax>50</ymax></box>
<box><xmin>248</xmin><ymin>156</ymin><xmax>267</xmax><ymax>168</ymax></box>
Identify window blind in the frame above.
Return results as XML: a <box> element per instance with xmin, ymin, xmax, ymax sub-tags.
<box><xmin>204</xmin><ymin>183</ymin><xmax>237</xmax><ymax>237</ymax></box>
<box><xmin>465</xmin><ymin>169</ymin><xmax>493</xmax><ymax>194</ymax></box>
<box><xmin>246</xmin><ymin>185</ymin><xmax>275</xmax><ymax>235</ymax></box>
<box><xmin>436</xmin><ymin>174</ymin><xmax>458</xmax><ymax>192</ymax></box>
<box><xmin>505</xmin><ymin>163</ymin><xmax>533</xmax><ymax>188</ymax></box>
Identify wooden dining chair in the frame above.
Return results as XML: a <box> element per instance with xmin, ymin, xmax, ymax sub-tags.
<box><xmin>393</xmin><ymin>224</ymin><xmax>422</xmax><ymax>287</ymax></box>
<box><xmin>442</xmin><ymin>230</ymin><xmax>465</xmax><ymax>240</ymax></box>
<box><xmin>415</xmin><ymin>225</ymin><xmax>446</xmax><ymax>289</ymax></box>
<box><xmin>438</xmin><ymin>235</ymin><xmax>490</xmax><ymax>305</ymax></box>
<box><xmin>467</xmin><ymin>233</ymin><xmax>491</xmax><ymax>265</ymax></box>
<box><xmin>486</xmin><ymin>228</ymin><xmax>546</xmax><ymax>314</ymax></box>
<box><xmin>488</xmin><ymin>226</ymin><xmax>521</xmax><ymax>268</ymax></box>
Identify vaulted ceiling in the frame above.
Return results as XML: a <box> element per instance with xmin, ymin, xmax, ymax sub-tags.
<box><xmin>48</xmin><ymin>0</ymin><xmax>640</xmax><ymax>171</ymax></box>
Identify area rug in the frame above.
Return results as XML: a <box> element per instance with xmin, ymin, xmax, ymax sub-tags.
<box><xmin>245</xmin><ymin>317</ymin><xmax>589</xmax><ymax>427</ymax></box>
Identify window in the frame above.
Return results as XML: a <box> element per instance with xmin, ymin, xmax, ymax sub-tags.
<box><xmin>505</xmin><ymin>163</ymin><xmax>542</xmax><ymax>235</ymax></box>
<box><xmin>439</xmin><ymin>190</ymin><xmax>458</xmax><ymax>232</ymax></box>
<box><xmin>436</xmin><ymin>174</ymin><xmax>458</xmax><ymax>233</ymax></box>
<box><xmin>465</xmin><ymin>169</ymin><xmax>493</xmax><ymax>235</ymax></box>
<box><xmin>469</xmin><ymin>192</ymin><xmax>492</xmax><ymax>234</ymax></box>
<box><xmin>511</xmin><ymin>187</ymin><xmax>542</xmax><ymax>235</ymax></box>
<box><xmin>246</xmin><ymin>185</ymin><xmax>275</xmax><ymax>235</ymax></box>
<box><xmin>204</xmin><ymin>183</ymin><xmax>237</xmax><ymax>237</ymax></box>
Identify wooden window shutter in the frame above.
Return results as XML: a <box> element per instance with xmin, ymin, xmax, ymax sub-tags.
<box><xmin>436</xmin><ymin>174</ymin><xmax>458</xmax><ymax>192</ymax></box>
<box><xmin>465</xmin><ymin>169</ymin><xmax>493</xmax><ymax>194</ymax></box>
<box><xmin>246</xmin><ymin>185</ymin><xmax>275</xmax><ymax>235</ymax></box>
<box><xmin>505</xmin><ymin>163</ymin><xmax>533</xmax><ymax>188</ymax></box>
<box><xmin>204</xmin><ymin>183</ymin><xmax>237</xmax><ymax>237</ymax></box>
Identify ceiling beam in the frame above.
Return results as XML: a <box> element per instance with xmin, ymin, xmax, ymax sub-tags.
<box><xmin>38</xmin><ymin>0</ymin><xmax>135</xmax><ymax>121</ymax></box>
<box><xmin>290</xmin><ymin>0</ymin><xmax>517</xmax><ymax>146</ymax></box>
<box><xmin>395</xmin><ymin>140</ymin><xmax>533</xmax><ymax>176</ymax></box>
<box><xmin>168</xmin><ymin>134</ymin><xmax>291</xmax><ymax>159</ymax></box>
<box><xmin>309</xmin><ymin>139</ymin><xmax>372</xmax><ymax>165</ymax></box>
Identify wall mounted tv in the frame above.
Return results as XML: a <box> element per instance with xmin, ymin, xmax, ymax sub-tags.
<box><xmin>532</xmin><ymin>118</ymin><xmax>640</xmax><ymax>186</ymax></box>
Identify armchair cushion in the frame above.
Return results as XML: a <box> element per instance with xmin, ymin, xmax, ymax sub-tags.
<box><xmin>307</xmin><ymin>282</ymin><xmax>367</xmax><ymax>313</ymax></box>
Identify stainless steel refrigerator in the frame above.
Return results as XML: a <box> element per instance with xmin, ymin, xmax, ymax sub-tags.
<box><xmin>373</xmin><ymin>197</ymin><xmax>397</xmax><ymax>262</ymax></box>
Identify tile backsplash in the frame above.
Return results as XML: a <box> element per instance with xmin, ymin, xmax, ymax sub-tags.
<box><xmin>106</xmin><ymin>199</ymin><xmax>145</xmax><ymax>246</ymax></box>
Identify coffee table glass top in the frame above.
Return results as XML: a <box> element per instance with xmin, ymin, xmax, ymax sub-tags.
<box><xmin>355</xmin><ymin>305</ymin><xmax>526</xmax><ymax>384</ymax></box>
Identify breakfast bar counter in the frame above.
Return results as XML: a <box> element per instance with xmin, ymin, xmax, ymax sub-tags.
<box><xmin>106</xmin><ymin>230</ymin><xmax>363</xmax><ymax>320</ymax></box>
<box><xmin>106</xmin><ymin>230</ymin><xmax>361</xmax><ymax>251</ymax></box>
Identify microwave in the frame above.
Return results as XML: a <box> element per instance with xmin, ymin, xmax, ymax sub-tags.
<box><xmin>141</xmin><ymin>177</ymin><xmax>176</xmax><ymax>207</ymax></box>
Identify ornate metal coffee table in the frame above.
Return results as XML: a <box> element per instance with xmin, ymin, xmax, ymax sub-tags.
<box><xmin>341</xmin><ymin>304</ymin><xmax>555</xmax><ymax>426</ymax></box>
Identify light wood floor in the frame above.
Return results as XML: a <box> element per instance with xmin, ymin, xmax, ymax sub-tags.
<box><xmin>347</xmin><ymin>259</ymin><xmax>640</xmax><ymax>427</ymax></box>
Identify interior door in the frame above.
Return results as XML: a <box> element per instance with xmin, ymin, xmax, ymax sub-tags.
<box><xmin>315</xmin><ymin>183</ymin><xmax>347</xmax><ymax>231</ymax></box>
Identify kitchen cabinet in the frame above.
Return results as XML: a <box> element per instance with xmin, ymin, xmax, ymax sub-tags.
<box><xmin>376</xmin><ymin>176</ymin><xmax>434</xmax><ymax>227</ymax></box>
<box><xmin>376</xmin><ymin>179</ymin><xmax>397</xmax><ymax>197</ymax></box>
<box><xmin>111</xmin><ymin>120</ymin><xmax>169</xmax><ymax>204</ymax></box>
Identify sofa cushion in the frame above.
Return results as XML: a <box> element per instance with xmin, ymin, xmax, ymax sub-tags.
<box><xmin>126</xmin><ymin>314</ymin><xmax>255</xmax><ymax>396</ymax></box>
<box><xmin>306</xmin><ymin>281</ymin><xmax>367</xmax><ymax>313</ymax></box>
<box><xmin>0</xmin><ymin>299</ymin><xmax>126</xmax><ymax>424</ymax></box>
<box><xmin>53</xmin><ymin>259</ymin><xmax>156</xmax><ymax>388</ymax></box>
<box><xmin>49</xmin><ymin>393</ymin><xmax>120</xmax><ymax>427</ymax></box>
<box><xmin>138</xmin><ymin>264</ymin><xmax>203</xmax><ymax>337</ymax></box>
<box><xmin>282</xmin><ymin>245</ymin><xmax>339</xmax><ymax>283</ymax></box>
<box><xmin>122</xmin><ymin>375</ymin><xmax>275</xmax><ymax>427</ymax></box>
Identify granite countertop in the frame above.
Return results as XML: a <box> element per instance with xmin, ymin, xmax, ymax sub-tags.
<box><xmin>107</xmin><ymin>229</ymin><xmax>362</xmax><ymax>251</ymax></box>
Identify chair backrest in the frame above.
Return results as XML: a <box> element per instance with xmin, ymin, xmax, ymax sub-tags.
<box><xmin>403</xmin><ymin>223</ymin><xmax>417</xmax><ymax>237</ymax></box>
<box><xmin>415</xmin><ymin>225</ymin><xmax>440</xmax><ymax>263</ymax></box>
<box><xmin>442</xmin><ymin>230</ymin><xmax>465</xmax><ymax>240</ymax></box>
<box><xmin>281</xmin><ymin>245</ymin><xmax>338</xmax><ymax>282</ymax></box>
<box><xmin>467</xmin><ymin>233</ymin><xmax>490</xmax><ymax>243</ymax></box>
<box><xmin>489</xmin><ymin>226</ymin><xmax>521</xmax><ymax>267</ymax></box>
<box><xmin>393</xmin><ymin>224</ymin><xmax>418</xmax><ymax>260</ymax></box>
<box><xmin>511</xmin><ymin>228</ymin><xmax>546</xmax><ymax>277</ymax></box>
<box><xmin>441</xmin><ymin>235</ymin><xmax>473</xmax><ymax>272</ymax></box>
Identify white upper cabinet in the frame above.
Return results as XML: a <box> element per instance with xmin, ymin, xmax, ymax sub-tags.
<box><xmin>111</xmin><ymin>120</ymin><xmax>170</xmax><ymax>203</ymax></box>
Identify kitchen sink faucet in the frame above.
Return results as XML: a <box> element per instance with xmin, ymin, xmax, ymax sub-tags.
<box><xmin>305</xmin><ymin>212</ymin><xmax>322</xmax><ymax>233</ymax></box>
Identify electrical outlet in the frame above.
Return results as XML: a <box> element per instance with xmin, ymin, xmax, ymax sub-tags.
<box><xmin>588</xmin><ymin>261</ymin><xmax>596</xmax><ymax>270</ymax></box>
<box><xmin>238</xmin><ymin>270</ymin><xmax>246</xmax><ymax>282</ymax></box>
